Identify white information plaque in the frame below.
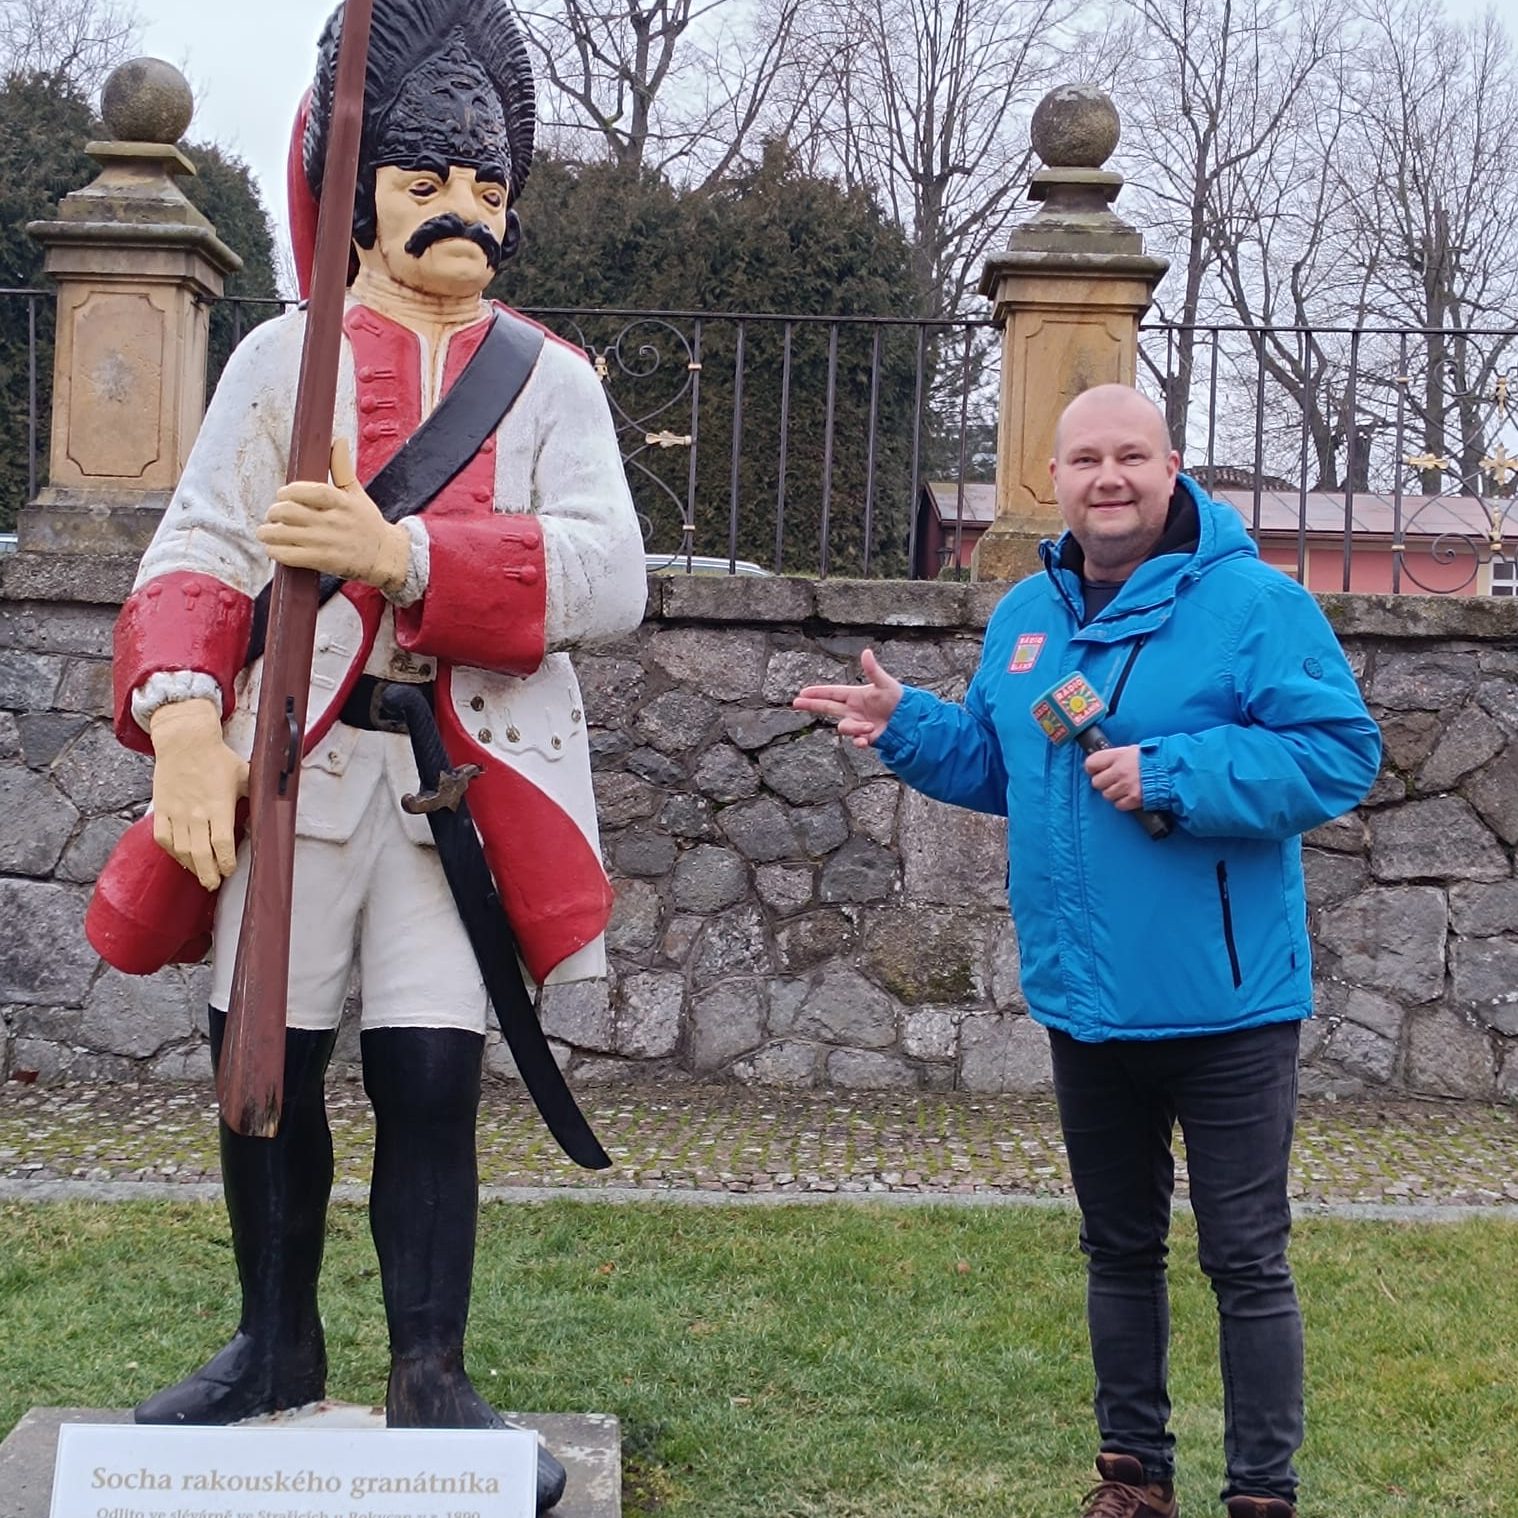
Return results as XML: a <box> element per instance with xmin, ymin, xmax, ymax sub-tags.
<box><xmin>49</xmin><ymin>1422</ymin><xmax>537</xmax><ymax>1518</ymax></box>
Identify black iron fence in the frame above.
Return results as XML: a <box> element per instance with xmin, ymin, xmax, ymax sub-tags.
<box><xmin>0</xmin><ymin>286</ymin><xmax>50</xmax><ymax>516</ymax></box>
<box><xmin>0</xmin><ymin>291</ymin><xmax>1000</xmax><ymax>579</ymax></box>
<box><xmin>1139</xmin><ymin>322</ymin><xmax>1518</xmax><ymax>595</ymax></box>
<box><xmin>4</xmin><ymin>287</ymin><xmax>1515</xmax><ymax>594</ymax></box>
<box><xmin>518</xmin><ymin>307</ymin><xmax>997</xmax><ymax>580</ymax></box>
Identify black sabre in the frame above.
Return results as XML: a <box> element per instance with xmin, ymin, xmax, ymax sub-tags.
<box><xmin>343</xmin><ymin>674</ymin><xmax>612</xmax><ymax>1170</ymax></box>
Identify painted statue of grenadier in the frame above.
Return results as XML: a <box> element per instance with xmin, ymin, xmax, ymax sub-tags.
<box><xmin>86</xmin><ymin>0</ymin><xmax>646</xmax><ymax>1507</ymax></box>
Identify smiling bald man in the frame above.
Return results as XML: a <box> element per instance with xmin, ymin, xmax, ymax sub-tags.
<box><xmin>796</xmin><ymin>382</ymin><xmax>1382</xmax><ymax>1518</ymax></box>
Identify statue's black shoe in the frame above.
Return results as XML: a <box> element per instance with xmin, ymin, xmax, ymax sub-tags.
<box><xmin>133</xmin><ymin>1331</ymin><xmax>326</xmax><ymax>1426</ymax></box>
<box><xmin>386</xmin><ymin>1350</ymin><xmax>567</xmax><ymax>1512</ymax></box>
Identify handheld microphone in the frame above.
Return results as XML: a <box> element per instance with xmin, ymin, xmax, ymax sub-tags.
<box><xmin>1030</xmin><ymin>672</ymin><xmax>1172</xmax><ymax>840</ymax></box>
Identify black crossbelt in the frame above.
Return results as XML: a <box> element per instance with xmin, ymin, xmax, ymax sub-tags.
<box><xmin>246</xmin><ymin>310</ymin><xmax>546</xmax><ymax>666</ymax></box>
<box><xmin>339</xmin><ymin>673</ymin><xmax>611</xmax><ymax>1171</ymax></box>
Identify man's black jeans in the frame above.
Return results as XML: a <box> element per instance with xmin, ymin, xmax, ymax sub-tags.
<box><xmin>1049</xmin><ymin>1020</ymin><xmax>1303</xmax><ymax>1505</ymax></box>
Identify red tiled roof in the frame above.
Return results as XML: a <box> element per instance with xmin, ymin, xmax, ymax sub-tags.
<box><xmin>922</xmin><ymin>481</ymin><xmax>1512</xmax><ymax>539</ymax></box>
<box><xmin>1214</xmin><ymin>490</ymin><xmax>1512</xmax><ymax>537</ymax></box>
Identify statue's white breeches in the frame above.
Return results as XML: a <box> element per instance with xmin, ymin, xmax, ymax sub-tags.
<box><xmin>209</xmin><ymin>729</ymin><xmax>489</xmax><ymax>1033</ymax></box>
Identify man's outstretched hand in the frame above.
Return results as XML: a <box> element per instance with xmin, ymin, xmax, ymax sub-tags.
<box><xmin>793</xmin><ymin>647</ymin><xmax>903</xmax><ymax>748</ymax></box>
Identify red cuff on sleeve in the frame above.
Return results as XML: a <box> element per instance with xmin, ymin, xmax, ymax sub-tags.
<box><xmin>112</xmin><ymin>571</ymin><xmax>253</xmax><ymax>753</ymax></box>
<box><xmin>395</xmin><ymin>514</ymin><xmax>548</xmax><ymax>676</ymax></box>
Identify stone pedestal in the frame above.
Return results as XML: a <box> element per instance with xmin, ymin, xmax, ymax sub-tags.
<box><xmin>0</xmin><ymin>60</ymin><xmax>245</xmax><ymax>1061</ymax></box>
<box><xmin>0</xmin><ymin>1407</ymin><xmax>622</xmax><ymax>1518</ymax></box>
<box><xmin>21</xmin><ymin>61</ymin><xmax>240</xmax><ymax>559</ymax></box>
<box><xmin>971</xmin><ymin>87</ymin><xmax>1168</xmax><ymax>583</ymax></box>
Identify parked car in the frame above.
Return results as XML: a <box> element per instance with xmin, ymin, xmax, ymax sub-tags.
<box><xmin>645</xmin><ymin>551</ymin><xmax>770</xmax><ymax>576</ymax></box>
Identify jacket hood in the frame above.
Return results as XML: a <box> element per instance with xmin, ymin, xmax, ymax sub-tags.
<box><xmin>1037</xmin><ymin>473</ymin><xmax>1260</xmax><ymax>638</ymax></box>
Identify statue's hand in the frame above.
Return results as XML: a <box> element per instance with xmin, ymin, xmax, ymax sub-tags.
<box><xmin>148</xmin><ymin>696</ymin><xmax>249</xmax><ymax>890</ymax></box>
<box><xmin>258</xmin><ymin>438</ymin><xmax>411</xmax><ymax>593</ymax></box>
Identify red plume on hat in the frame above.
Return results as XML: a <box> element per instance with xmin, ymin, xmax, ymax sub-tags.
<box><xmin>287</xmin><ymin>88</ymin><xmax>319</xmax><ymax>300</ymax></box>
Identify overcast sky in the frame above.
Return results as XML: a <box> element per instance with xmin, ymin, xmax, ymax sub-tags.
<box><xmin>130</xmin><ymin>0</ymin><xmax>1518</xmax><ymax>282</ymax></box>
<box><xmin>135</xmin><ymin>0</ymin><xmax>322</xmax><ymax>267</ymax></box>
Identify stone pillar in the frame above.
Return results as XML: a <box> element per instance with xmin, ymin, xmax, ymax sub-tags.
<box><xmin>971</xmin><ymin>86</ymin><xmax>1169</xmax><ymax>583</ymax></box>
<box><xmin>0</xmin><ymin>60</ymin><xmax>240</xmax><ymax>1084</ymax></box>
<box><xmin>19</xmin><ymin>57</ymin><xmax>241</xmax><ymax>562</ymax></box>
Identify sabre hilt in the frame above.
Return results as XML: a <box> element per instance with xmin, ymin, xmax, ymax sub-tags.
<box><xmin>403</xmin><ymin>764</ymin><xmax>483</xmax><ymax>814</ymax></box>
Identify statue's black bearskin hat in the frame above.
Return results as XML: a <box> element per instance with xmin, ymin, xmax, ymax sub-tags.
<box><xmin>288</xmin><ymin>0</ymin><xmax>535</xmax><ymax>293</ymax></box>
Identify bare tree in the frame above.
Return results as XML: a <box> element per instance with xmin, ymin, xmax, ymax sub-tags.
<box><xmin>0</xmin><ymin>0</ymin><xmax>139</xmax><ymax>97</ymax></box>
<box><xmin>1200</xmin><ymin>54</ymin><xmax>1367</xmax><ymax>488</ymax></box>
<box><xmin>1333</xmin><ymin>0</ymin><xmax>1518</xmax><ymax>492</ymax></box>
<box><xmin>517</xmin><ymin>0</ymin><xmax>804</xmax><ymax>187</ymax></box>
<box><xmin>1112</xmin><ymin>0</ymin><xmax>1518</xmax><ymax>497</ymax></box>
<box><xmin>1204</xmin><ymin>0</ymin><xmax>1518</xmax><ymax>493</ymax></box>
<box><xmin>782</xmin><ymin>0</ymin><xmax>1065</xmax><ymax>318</ymax></box>
<box><xmin>1113</xmin><ymin>0</ymin><xmax>1339</xmax><ymax>447</ymax></box>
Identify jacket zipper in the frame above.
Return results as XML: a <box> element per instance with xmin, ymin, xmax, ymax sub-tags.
<box><xmin>1106</xmin><ymin>637</ymin><xmax>1147</xmax><ymax>718</ymax></box>
<box><xmin>1215</xmin><ymin>861</ymin><xmax>1243</xmax><ymax>989</ymax></box>
<box><xmin>1037</xmin><ymin>543</ymin><xmax>1149</xmax><ymax>716</ymax></box>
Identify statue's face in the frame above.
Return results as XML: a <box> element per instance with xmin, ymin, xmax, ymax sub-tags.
<box><xmin>357</xmin><ymin>163</ymin><xmax>509</xmax><ymax>298</ymax></box>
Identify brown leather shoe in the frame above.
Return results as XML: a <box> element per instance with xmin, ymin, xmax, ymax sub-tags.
<box><xmin>1223</xmin><ymin>1499</ymin><xmax>1295</xmax><ymax>1518</ymax></box>
<box><xmin>1080</xmin><ymin>1453</ymin><xmax>1179</xmax><ymax>1517</ymax></box>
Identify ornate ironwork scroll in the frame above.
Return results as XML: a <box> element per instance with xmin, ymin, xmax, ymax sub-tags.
<box><xmin>538</xmin><ymin>313</ymin><xmax>698</xmax><ymax>558</ymax></box>
<box><xmin>1396</xmin><ymin>355</ymin><xmax>1518</xmax><ymax>594</ymax></box>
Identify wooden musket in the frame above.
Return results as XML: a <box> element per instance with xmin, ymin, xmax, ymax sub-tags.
<box><xmin>217</xmin><ymin>0</ymin><xmax>377</xmax><ymax>1137</ymax></box>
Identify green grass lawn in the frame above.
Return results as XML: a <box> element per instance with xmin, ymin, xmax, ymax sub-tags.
<box><xmin>1</xmin><ymin>1200</ymin><xmax>1513</xmax><ymax>1516</ymax></box>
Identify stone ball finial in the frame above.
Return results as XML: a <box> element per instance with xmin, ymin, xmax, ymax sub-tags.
<box><xmin>1030</xmin><ymin>85</ymin><xmax>1120</xmax><ymax>169</ymax></box>
<box><xmin>100</xmin><ymin>58</ymin><xmax>195</xmax><ymax>144</ymax></box>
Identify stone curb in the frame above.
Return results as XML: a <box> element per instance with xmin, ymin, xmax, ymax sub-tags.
<box><xmin>4</xmin><ymin>1177</ymin><xmax>1515</xmax><ymax>1224</ymax></box>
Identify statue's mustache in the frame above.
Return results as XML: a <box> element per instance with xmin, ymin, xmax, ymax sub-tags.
<box><xmin>404</xmin><ymin>212</ymin><xmax>503</xmax><ymax>268</ymax></box>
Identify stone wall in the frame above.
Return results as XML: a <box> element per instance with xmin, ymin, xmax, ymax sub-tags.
<box><xmin>3</xmin><ymin>558</ymin><xmax>1517</xmax><ymax>1102</ymax></box>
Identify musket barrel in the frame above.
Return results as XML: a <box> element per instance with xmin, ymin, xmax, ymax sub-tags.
<box><xmin>218</xmin><ymin>0</ymin><xmax>377</xmax><ymax>1138</ymax></box>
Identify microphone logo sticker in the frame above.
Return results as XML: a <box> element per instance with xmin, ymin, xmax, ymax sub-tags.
<box><xmin>1032</xmin><ymin>698</ymin><xmax>1070</xmax><ymax>743</ymax></box>
<box><xmin>1008</xmin><ymin>633</ymin><xmax>1047</xmax><ymax>673</ymax></box>
<box><xmin>1052</xmin><ymin>675</ymin><xmax>1105</xmax><ymax>726</ymax></box>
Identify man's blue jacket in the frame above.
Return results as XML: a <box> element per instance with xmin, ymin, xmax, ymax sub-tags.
<box><xmin>876</xmin><ymin>475</ymin><xmax>1382</xmax><ymax>1043</ymax></box>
